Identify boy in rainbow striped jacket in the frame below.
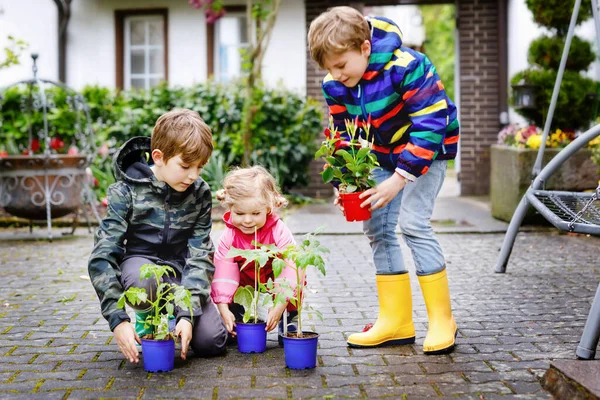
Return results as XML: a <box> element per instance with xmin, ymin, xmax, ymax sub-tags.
<box><xmin>308</xmin><ymin>6</ymin><xmax>459</xmax><ymax>354</ymax></box>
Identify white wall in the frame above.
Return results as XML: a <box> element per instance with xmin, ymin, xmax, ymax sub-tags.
<box><xmin>0</xmin><ymin>0</ymin><xmax>57</xmax><ymax>87</ymax></box>
<box><xmin>1</xmin><ymin>0</ymin><xmax>305</xmax><ymax>93</ymax></box>
<box><xmin>507</xmin><ymin>0</ymin><xmax>600</xmax><ymax>125</ymax></box>
<box><xmin>261</xmin><ymin>0</ymin><xmax>306</xmax><ymax>93</ymax></box>
<box><xmin>68</xmin><ymin>0</ymin><xmax>208</xmax><ymax>89</ymax></box>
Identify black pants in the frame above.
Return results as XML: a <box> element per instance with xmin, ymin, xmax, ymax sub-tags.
<box><xmin>119</xmin><ymin>256</ymin><xmax>228</xmax><ymax>357</ymax></box>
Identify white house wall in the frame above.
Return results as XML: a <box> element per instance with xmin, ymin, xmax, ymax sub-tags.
<box><xmin>1</xmin><ymin>0</ymin><xmax>305</xmax><ymax>93</ymax></box>
<box><xmin>507</xmin><ymin>0</ymin><xmax>600</xmax><ymax>125</ymax></box>
<box><xmin>261</xmin><ymin>0</ymin><xmax>306</xmax><ymax>94</ymax></box>
<box><xmin>0</xmin><ymin>0</ymin><xmax>58</xmax><ymax>87</ymax></box>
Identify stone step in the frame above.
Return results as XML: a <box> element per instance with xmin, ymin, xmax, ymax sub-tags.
<box><xmin>543</xmin><ymin>360</ymin><xmax>600</xmax><ymax>399</ymax></box>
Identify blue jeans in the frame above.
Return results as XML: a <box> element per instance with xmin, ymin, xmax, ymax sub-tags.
<box><xmin>363</xmin><ymin>161</ymin><xmax>447</xmax><ymax>276</ymax></box>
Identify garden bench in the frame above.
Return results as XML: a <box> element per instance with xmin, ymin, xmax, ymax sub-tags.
<box><xmin>495</xmin><ymin>0</ymin><xmax>600</xmax><ymax>360</ymax></box>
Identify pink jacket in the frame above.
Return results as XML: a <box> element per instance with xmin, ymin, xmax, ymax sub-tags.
<box><xmin>210</xmin><ymin>212</ymin><xmax>297</xmax><ymax>304</ymax></box>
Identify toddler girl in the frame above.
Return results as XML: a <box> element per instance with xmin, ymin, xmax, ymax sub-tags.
<box><xmin>211</xmin><ymin>166</ymin><xmax>298</xmax><ymax>345</ymax></box>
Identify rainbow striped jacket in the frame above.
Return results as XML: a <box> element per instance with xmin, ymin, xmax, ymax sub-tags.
<box><xmin>322</xmin><ymin>16</ymin><xmax>459</xmax><ymax>180</ymax></box>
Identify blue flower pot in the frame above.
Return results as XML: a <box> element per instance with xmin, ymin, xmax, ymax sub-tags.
<box><xmin>236</xmin><ymin>322</ymin><xmax>267</xmax><ymax>353</ymax></box>
<box><xmin>282</xmin><ymin>331</ymin><xmax>319</xmax><ymax>369</ymax></box>
<box><xmin>141</xmin><ymin>339</ymin><xmax>175</xmax><ymax>372</ymax></box>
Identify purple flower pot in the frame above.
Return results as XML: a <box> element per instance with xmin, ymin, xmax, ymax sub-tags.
<box><xmin>236</xmin><ymin>322</ymin><xmax>267</xmax><ymax>353</ymax></box>
<box><xmin>282</xmin><ymin>331</ymin><xmax>319</xmax><ymax>369</ymax></box>
<box><xmin>141</xmin><ymin>339</ymin><xmax>175</xmax><ymax>372</ymax></box>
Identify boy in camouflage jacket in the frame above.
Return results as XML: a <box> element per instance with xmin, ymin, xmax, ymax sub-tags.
<box><xmin>88</xmin><ymin>109</ymin><xmax>227</xmax><ymax>364</ymax></box>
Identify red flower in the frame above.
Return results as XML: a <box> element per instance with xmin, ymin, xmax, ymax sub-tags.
<box><xmin>324</xmin><ymin>128</ymin><xmax>331</xmax><ymax>139</ymax></box>
<box><xmin>101</xmin><ymin>198</ymin><xmax>108</xmax><ymax>207</ymax></box>
<box><xmin>335</xmin><ymin>139</ymin><xmax>350</xmax><ymax>150</ymax></box>
<box><xmin>67</xmin><ymin>146</ymin><xmax>79</xmax><ymax>155</ymax></box>
<box><xmin>31</xmin><ymin>139</ymin><xmax>40</xmax><ymax>152</ymax></box>
<box><xmin>0</xmin><ymin>150</ymin><xmax>7</xmax><ymax>158</ymax></box>
<box><xmin>50</xmin><ymin>137</ymin><xmax>65</xmax><ymax>151</ymax></box>
<box><xmin>22</xmin><ymin>149</ymin><xmax>30</xmax><ymax>155</ymax></box>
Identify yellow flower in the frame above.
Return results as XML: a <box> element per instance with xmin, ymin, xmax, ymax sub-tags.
<box><xmin>526</xmin><ymin>134</ymin><xmax>543</xmax><ymax>149</ymax></box>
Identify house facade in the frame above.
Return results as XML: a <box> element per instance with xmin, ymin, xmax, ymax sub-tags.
<box><xmin>0</xmin><ymin>0</ymin><xmax>307</xmax><ymax>92</ymax></box>
<box><xmin>2</xmin><ymin>0</ymin><xmax>598</xmax><ymax>196</ymax></box>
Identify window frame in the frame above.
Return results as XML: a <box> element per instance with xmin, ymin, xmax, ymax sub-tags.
<box><xmin>115</xmin><ymin>8</ymin><xmax>169</xmax><ymax>90</ymax></box>
<box><xmin>206</xmin><ymin>5</ymin><xmax>246</xmax><ymax>80</ymax></box>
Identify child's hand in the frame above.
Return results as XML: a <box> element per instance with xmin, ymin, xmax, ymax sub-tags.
<box><xmin>266</xmin><ymin>303</ymin><xmax>287</xmax><ymax>332</ymax></box>
<box><xmin>360</xmin><ymin>173</ymin><xmax>407</xmax><ymax>211</ymax></box>
<box><xmin>113</xmin><ymin>321</ymin><xmax>141</xmax><ymax>363</ymax></box>
<box><xmin>175</xmin><ymin>319</ymin><xmax>193</xmax><ymax>360</ymax></box>
<box><xmin>333</xmin><ymin>190</ymin><xmax>345</xmax><ymax>215</ymax></box>
<box><xmin>216</xmin><ymin>303</ymin><xmax>236</xmax><ymax>335</ymax></box>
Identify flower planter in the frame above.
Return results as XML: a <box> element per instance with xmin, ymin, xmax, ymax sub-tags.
<box><xmin>282</xmin><ymin>331</ymin><xmax>319</xmax><ymax>369</ymax></box>
<box><xmin>490</xmin><ymin>144</ymin><xmax>599</xmax><ymax>222</ymax></box>
<box><xmin>339</xmin><ymin>192</ymin><xmax>371</xmax><ymax>222</ymax></box>
<box><xmin>141</xmin><ymin>339</ymin><xmax>175</xmax><ymax>372</ymax></box>
<box><xmin>236</xmin><ymin>322</ymin><xmax>267</xmax><ymax>353</ymax></box>
<box><xmin>0</xmin><ymin>154</ymin><xmax>89</xmax><ymax>220</ymax></box>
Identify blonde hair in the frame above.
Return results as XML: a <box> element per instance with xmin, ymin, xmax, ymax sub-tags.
<box><xmin>151</xmin><ymin>108</ymin><xmax>213</xmax><ymax>166</ymax></box>
<box><xmin>308</xmin><ymin>6</ymin><xmax>371</xmax><ymax>69</ymax></box>
<box><xmin>215</xmin><ymin>166</ymin><xmax>288</xmax><ymax>212</ymax></box>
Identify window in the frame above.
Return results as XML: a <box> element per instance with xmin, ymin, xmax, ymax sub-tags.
<box><xmin>207</xmin><ymin>7</ymin><xmax>248</xmax><ymax>82</ymax></box>
<box><xmin>116</xmin><ymin>9</ymin><xmax>168</xmax><ymax>90</ymax></box>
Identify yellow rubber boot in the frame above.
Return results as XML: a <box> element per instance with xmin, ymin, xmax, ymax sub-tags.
<box><xmin>418</xmin><ymin>270</ymin><xmax>457</xmax><ymax>354</ymax></box>
<box><xmin>347</xmin><ymin>273</ymin><xmax>415</xmax><ymax>348</ymax></box>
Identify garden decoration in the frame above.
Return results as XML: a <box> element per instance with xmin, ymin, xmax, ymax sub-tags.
<box><xmin>315</xmin><ymin>116</ymin><xmax>378</xmax><ymax>222</ymax></box>
<box><xmin>495</xmin><ymin>0</ymin><xmax>600</xmax><ymax>268</ymax></box>
<box><xmin>227</xmin><ymin>229</ymin><xmax>282</xmax><ymax>353</ymax></box>
<box><xmin>118</xmin><ymin>263</ymin><xmax>193</xmax><ymax>372</ymax></box>
<box><xmin>0</xmin><ymin>53</ymin><xmax>100</xmax><ymax>240</ymax></box>
<box><xmin>273</xmin><ymin>228</ymin><xmax>329</xmax><ymax>369</ymax></box>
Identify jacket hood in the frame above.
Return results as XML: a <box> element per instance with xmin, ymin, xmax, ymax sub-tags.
<box><xmin>363</xmin><ymin>16</ymin><xmax>404</xmax><ymax>79</ymax></box>
<box><xmin>112</xmin><ymin>136</ymin><xmax>154</xmax><ymax>184</ymax></box>
<box><xmin>222</xmin><ymin>211</ymin><xmax>280</xmax><ymax>237</ymax></box>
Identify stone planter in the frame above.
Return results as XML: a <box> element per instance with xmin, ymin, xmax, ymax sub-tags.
<box><xmin>0</xmin><ymin>155</ymin><xmax>89</xmax><ymax>220</ymax></box>
<box><xmin>490</xmin><ymin>144</ymin><xmax>600</xmax><ymax>222</ymax></box>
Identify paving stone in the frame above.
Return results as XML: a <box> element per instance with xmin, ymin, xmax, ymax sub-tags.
<box><xmin>141</xmin><ymin>387</ymin><xmax>214</xmax><ymax>399</ymax></box>
<box><xmin>1</xmin><ymin>231</ymin><xmax>599</xmax><ymax>397</ymax></box>
<box><xmin>290</xmin><ymin>386</ymin><xmax>363</xmax><ymax>398</ymax></box>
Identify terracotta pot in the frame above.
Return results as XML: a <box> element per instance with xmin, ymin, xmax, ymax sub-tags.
<box><xmin>0</xmin><ymin>155</ymin><xmax>89</xmax><ymax>220</ymax></box>
<box><xmin>339</xmin><ymin>192</ymin><xmax>371</xmax><ymax>222</ymax></box>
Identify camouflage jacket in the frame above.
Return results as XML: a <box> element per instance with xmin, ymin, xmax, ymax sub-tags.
<box><xmin>88</xmin><ymin>137</ymin><xmax>215</xmax><ymax>331</ymax></box>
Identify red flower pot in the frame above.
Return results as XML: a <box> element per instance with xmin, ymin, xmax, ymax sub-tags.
<box><xmin>339</xmin><ymin>192</ymin><xmax>371</xmax><ymax>222</ymax></box>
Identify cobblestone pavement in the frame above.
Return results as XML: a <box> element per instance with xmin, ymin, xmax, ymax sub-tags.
<box><xmin>0</xmin><ymin>230</ymin><xmax>599</xmax><ymax>399</ymax></box>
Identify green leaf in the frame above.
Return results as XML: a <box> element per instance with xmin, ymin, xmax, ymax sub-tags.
<box><xmin>322</xmin><ymin>166</ymin><xmax>334</xmax><ymax>183</ymax></box>
<box><xmin>272</xmin><ymin>258</ymin><xmax>286</xmax><ymax>278</ymax></box>
<box><xmin>234</xmin><ymin>286</ymin><xmax>254</xmax><ymax>312</ymax></box>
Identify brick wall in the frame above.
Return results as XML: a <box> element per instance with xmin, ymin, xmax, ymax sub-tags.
<box><xmin>456</xmin><ymin>0</ymin><xmax>502</xmax><ymax>195</ymax></box>
<box><xmin>302</xmin><ymin>0</ymin><xmax>502</xmax><ymax>197</ymax></box>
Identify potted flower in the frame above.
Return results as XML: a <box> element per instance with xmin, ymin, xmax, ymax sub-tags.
<box><xmin>226</xmin><ymin>239</ymin><xmax>282</xmax><ymax>354</ymax></box>
<box><xmin>118</xmin><ymin>263</ymin><xmax>193</xmax><ymax>372</ymax></box>
<box><xmin>491</xmin><ymin>123</ymin><xmax>599</xmax><ymax>222</ymax></box>
<box><xmin>315</xmin><ymin>116</ymin><xmax>379</xmax><ymax>222</ymax></box>
<box><xmin>272</xmin><ymin>228</ymin><xmax>329</xmax><ymax>369</ymax></box>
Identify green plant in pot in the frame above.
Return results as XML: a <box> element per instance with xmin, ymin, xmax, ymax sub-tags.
<box><xmin>272</xmin><ymin>228</ymin><xmax>329</xmax><ymax>369</ymax></box>
<box><xmin>315</xmin><ymin>116</ymin><xmax>379</xmax><ymax>222</ymax></box>
<box><xmin>227</xmin><ymin>238</ymin><xmax>285</xmax><ymax>353</ymax></box>
<box><xmin>118</xmin><ymin>263</ymin><xmax>193</xmax><ymax>372</ymax></box>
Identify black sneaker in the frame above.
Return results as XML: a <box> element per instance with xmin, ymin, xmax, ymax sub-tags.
<box><xmin>278</xmin><ymin>310</ymin><xmax>299</xmax><ymax>347</ymax></box>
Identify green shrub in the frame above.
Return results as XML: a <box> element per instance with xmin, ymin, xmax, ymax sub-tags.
<box><xmin>511</xmin><ymin>69</ymin><xmax>597</xmax><ymax>131</ymax></box>
<box><xmin>525</xmin><ymin>0</ymin><xmax>592</xmax><ymax>35</ymax></box>
<box><xmin>1</xmin><ymin>82</ymin><xmax>322</xmax><ymax>198</ymax></box>
<box><xmin>528</xmin><ymin>35</ymin><xmax>595</xmax><ymax>72</ymax></box>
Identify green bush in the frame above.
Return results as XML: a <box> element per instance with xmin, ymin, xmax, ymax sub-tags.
<box><xmin>511</xmin><ymin>69</ymin><xmax>597</xmax><ymax>131</ymax></box>
<box><xmin>1</xmin><ymin>82</ymin><xmax>322</xmax><ymax>197</ymax></box>
<box><xmin>528</xmin><ymin>35</ymin><xmax>595</xmax><ymax>72</ymax></box>
<box><xmin>525</xmin><ymin>0</ymin><xmax>592</xmax><ymax>35</ymax></box>
<box><xmin>0</xmin><ymin>84</ymin><xmax>94</xmax><ymax>154</ymax></box>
